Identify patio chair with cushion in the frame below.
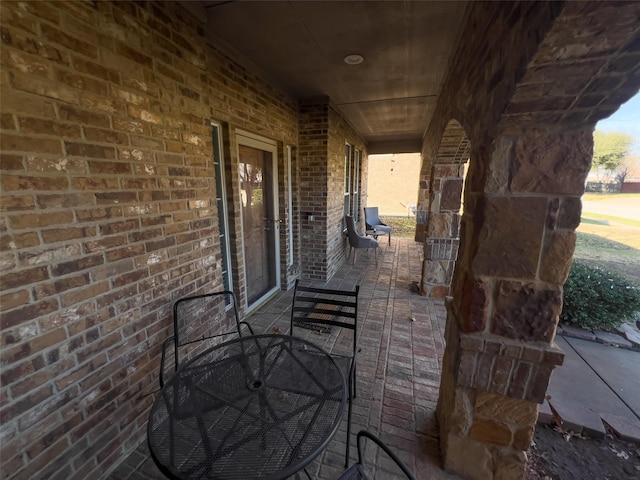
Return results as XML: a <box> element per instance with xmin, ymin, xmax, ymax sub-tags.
<box><xmin>337</xmin><ymin>430</ymin><xmax>416</xmax><ymax>480</ymax></box>
<box><xmin>290</xmin><ymin>279</ymin><xmax>359</xmax><ymax>468</ymax></box>
<box><xmin>345</xmin><ymin>215</ymin><xmax>379</xmax><ymax>265</ymax></box>
<box><xmin>364</xmin><ymin>207</ymin><xmax>392</xmax><ymax>245</ymax></box>
<box><xmin>159</xmin><ymin>290</ymin><xmax>253</xmax><ymax>387</ymax></box>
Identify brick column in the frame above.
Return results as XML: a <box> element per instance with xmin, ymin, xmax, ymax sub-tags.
<box><xmin>298</xmin><ymin>102</ymin><xmax>330</xmax><ymax>279</ymax></box>
<box><xmin>437</xmin><ymin>130</ymin><xmax>593</xmax><ymax>479</ymax></box>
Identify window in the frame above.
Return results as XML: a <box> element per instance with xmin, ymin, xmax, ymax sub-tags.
<box><xmin>343</xmin><ymin>144</ymin><xmax>362</xmax><ymax>229</ymax></box>
<box><xmin>212</xmin><ymin>123</ymin><xmax>232</xmax><ymax>292</ymax></box>
<box><xmin>286</xmin><ymin>145</ymin><xmax>294</xmax><ymax>267</ymax></box>
<box><xmin>352</xmin><ymin>149</ymin><xmax>361</xmax><ymax>223</ymax></box>
<box><xmin>344</xmin><ymin>144</ymin><xmax>352</xmax><ymax>229</ymax></box>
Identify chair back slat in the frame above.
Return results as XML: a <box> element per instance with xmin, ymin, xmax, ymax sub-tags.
<box><xmin>293</xmin><ymin>296</ymin><xmax>358</xmax><ymax>317</ymax></box>
<box><xmin>290</xmin><ymin>279</ymin><xmax>359</xmax><ymax>348</ymax></box>
<box><xmin>295</xmin><ymin>284</ymin><xmax>359</xmax><ymax>297</ymax></box>
<box><xmin>173</xmin><ymin>291</ymin><xmax>241</xmax><ymax>363</ymax></box>
<box><xmin>293</xmin><ymin>305</ymin><xmax>357</xmax><ymax>321</ymax></box>
<box><xmin>160</xmin><ymin>291</ymin><xmax>250</xmax><ymax>386</ymax></box>
<box><xmin>174</xmin><ymin>292</ymin><xmax>239</xmax><ymax>347</ymax></box>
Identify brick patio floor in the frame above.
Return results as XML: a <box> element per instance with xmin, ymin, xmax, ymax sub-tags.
<box><xmin>109</xmin><ymin>238</ymin><xmax>462</xmax><ymax>480</ymax></box>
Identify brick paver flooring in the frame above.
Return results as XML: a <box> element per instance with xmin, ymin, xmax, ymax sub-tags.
<box><xmin>109</xmin><ymin>238</ymin><xmax>461</xmax><ymax>480</ymax></box>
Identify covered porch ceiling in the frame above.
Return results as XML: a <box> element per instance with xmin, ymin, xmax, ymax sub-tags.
<box><xmin>187</xmin><ymin>1</ymin><xmax>470</xmax><ymax>153</ymax></box>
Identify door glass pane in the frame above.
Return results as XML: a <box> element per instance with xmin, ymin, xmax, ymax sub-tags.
<box><xmin>239</xmin><ymin>145</ymin><xmax>276</xmax><ymax>305</ymax></box>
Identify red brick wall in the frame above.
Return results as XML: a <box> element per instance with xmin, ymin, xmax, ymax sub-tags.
<box><xmin>298</xmin><ymin>101</ymin><xmax>367</xmax><ymax>281</ymax></box>
<box><xmin>299</xmin><ymin>103</ymin><xmax>330</xmax><ymax>280</ymax></box>
<box><xmin>327</xmin><ymin>107</ymin><xmax>367</xmax><ymax>280</ymax></box>
<box><xmin>0</xmin><ymin>2</ymin><xmax>299</xmax><ymax>478</ymax></box>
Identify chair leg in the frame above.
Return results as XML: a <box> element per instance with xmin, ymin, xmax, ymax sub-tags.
<box><xmin>353</xmin><ymin>364</ymin><xmax>357</xmax><ymax>399</ymax></box>
<box><xmin>388</xmin><ymin>232</ymin><xmax>391</xmax><ymax>245</ymax></box>
<box><xmin>345</xmin><ymin>393</ymin><xmax>353</xmax><ymax>468</ymax></box>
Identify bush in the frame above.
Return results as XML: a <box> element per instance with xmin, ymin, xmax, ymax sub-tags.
<box><xmin>561</xmin><ymin>261</ymin><xmax>640</xmax><ymax>330</ymax></box>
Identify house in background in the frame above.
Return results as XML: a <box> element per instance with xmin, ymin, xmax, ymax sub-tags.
<box><xmin>1</xmin><ymin>1</ymin><xmax>639</xmax><ymax>479</ymax></box>
<box><xmin>367</xmin><ymin>153</ymin><xmax>421</xmax><ymax>217</ymax></box>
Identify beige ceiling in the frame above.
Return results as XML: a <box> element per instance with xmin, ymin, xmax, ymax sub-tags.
<box><xmin>186</xmin><ymin>1</ymin><xmax>470</xmax><ymax>153</ymax></box>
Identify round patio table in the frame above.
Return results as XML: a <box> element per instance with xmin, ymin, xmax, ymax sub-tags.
<box><xmin>147</xmin><ymin>334</ymin><xmax>347</xmax><ymax>480</ymax></box>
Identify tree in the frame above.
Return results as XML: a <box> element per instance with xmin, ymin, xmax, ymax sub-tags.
<box><xmin>592</xmin><ymin>130</ymin><xmax>634</xmax><ymax>172</ymax></box>
<box><xmin>615</xmin><ymin>154</ymin><xmax>640</xmax><ymax>183</ymax></box>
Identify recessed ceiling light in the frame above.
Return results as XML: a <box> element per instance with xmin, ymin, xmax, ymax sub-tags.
<box><xmin>343</xmin><ymin>54</ymin><xmax>364</xmax><ymax>65</ymax></box>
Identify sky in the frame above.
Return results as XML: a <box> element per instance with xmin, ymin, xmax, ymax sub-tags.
<box><xmin>596</xmin><ymin>92</ymin><xmax>639</xmax><ymax>132</ymax></box>
<box><xmin>596</xmin><ymin>91</ymin><xmax>640</xmax><ymax>154</ymax></box>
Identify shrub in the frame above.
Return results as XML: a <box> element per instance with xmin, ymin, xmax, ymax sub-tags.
<box><xmin>561</xmin><ymin>261</ymin><xmax>640</xmax><ymax>330</ymax></box>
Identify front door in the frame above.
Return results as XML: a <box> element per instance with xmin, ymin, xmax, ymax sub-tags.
<box><xmin>237</xmin><ymin>132</ymin><xmax>280</xmax><ymax>310</ymax></box>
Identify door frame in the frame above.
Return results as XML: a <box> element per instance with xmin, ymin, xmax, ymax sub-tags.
<box><xmin>211</xmin><ymin>122</ymin><xmax>233</xmax><ymax>293</ymax></box>
<box><xmin>236</xmin><ymin>129</ymin><xmax>281</xmax><ymax>313</ymax></box>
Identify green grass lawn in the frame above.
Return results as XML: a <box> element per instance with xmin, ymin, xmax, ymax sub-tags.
<box><xmin>580</xmin><ymin>217</ymin><xmax>609</xmax><ymax>225</ymax></box>
<box><xmin>582</xmin><ymin>193</ymin><xmax>640</xmax><ymax>201</ymax></box>
<box><xmin>380</xmin><ymin>215</ymin><xmax>640</xmax><ymax>286</ymax></box>
<box><xmin>382</xmin><ymin>216</ymin><xmax>418</xmax><ymax>238</ymax></box>
<box><xmin>580</xmin><ymin>213</ymin><xmax>640</xmax><ymax>228</ymax></box>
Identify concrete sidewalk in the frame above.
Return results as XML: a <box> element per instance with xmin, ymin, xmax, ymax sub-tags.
<box><xmin>581</xmin><ymin>196</ymin><xmax>640</xmax><ymax>222</ymax></box>
<box><xmin>540</xmin><ymin>333</ymin><xmax>640</xmax><ymax>444</ymax></box>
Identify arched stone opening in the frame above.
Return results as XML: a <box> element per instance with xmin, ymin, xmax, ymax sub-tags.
<box><xmin>419</xmin><ymin>120</ymin><xmax>470</xmax><ymax>297</ymax></box>
<box><xmin>436</xmin><ymin>2</ymin><xmax>640</xmax><ymax>479</ymax></box>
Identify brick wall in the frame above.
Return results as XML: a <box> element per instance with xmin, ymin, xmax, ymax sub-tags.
<box><xmin>0</xmin><ymin>1</ymin><xmax>300</xmax><ymax>478</ymax></box>
<box><xmin>298</xmin><ymin>101</ymin><xmax>367</xmax><ymax>281</ymax></box>
<box><xmin>327</xmin><ymin>107</ymin><xmax>367</xmax><ymax>280</ymax></box>
<box><xmin>299</xmin><ymin>103</ymin><xmax>330</xmax><ymax>280</ymax></box>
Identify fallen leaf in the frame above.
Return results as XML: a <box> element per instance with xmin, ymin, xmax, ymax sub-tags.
<box><xmin>611</xmin><ymin>447</ymin><xmax>630</xmax><ymax>460</ymax></box>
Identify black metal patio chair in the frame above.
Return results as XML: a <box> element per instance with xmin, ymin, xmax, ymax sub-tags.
<box><xmin>159</xmin><ymin>290</ymin><xmax>253</xmax><ymax>387</ymax></box>
<box><xmin>337</xmin><ymin>430</ymin><xmax>416</xmax><ymax>480</ymax></box>
<box><xmin>289</xmin><ymin>279</ymin><xmax>360</xmax><ymax>468</ymax></box>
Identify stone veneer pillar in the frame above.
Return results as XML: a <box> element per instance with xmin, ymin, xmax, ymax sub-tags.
<box><xmin>415</xmin><ymin>164</ymin><xmax>431</xmax><ymax>243</ymax></box>
<box><xmin>420</xmin><ymin>163</ymin><xmax>465</xmax><ymax>297</ymax></box>
<box><xmin>437</xmin><ymin>130</ymin><xmax>593</xmax><ymax>479</ymax></box>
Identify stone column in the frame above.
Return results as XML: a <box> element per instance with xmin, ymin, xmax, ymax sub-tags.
<box><xmin>414</xmin><ymin>154</ymin><xmax>432</xmax><ymax>243</ymax></box>
<box><xmin>437</xmin><ymin>130</ymin><xmax>593</xmax><ymax>479</ymax></box>
<box><xmin>420</xmin><ymin>163</ymin><xmax>465</xmax><ymax>297</ymax></box>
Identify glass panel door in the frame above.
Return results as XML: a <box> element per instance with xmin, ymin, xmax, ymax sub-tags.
<box><xmin>237</xmin><ymin>132</ymin><xmax>280</xmax><ymax>310</ymax></box>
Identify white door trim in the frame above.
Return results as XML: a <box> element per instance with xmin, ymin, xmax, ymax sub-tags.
<box><xmin>236</xmin><ymin>130</ymin><xmax>281</xmax><ymax>313</ymax></box>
